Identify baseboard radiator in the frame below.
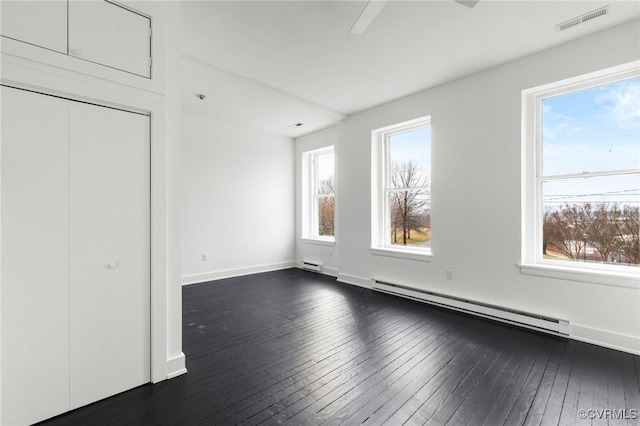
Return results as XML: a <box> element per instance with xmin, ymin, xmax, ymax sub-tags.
<box><xmin>301</xmin><ymin>261</ymin><xmax>322</xmax><ymax>273</ymax></box>
<box><xmin>371</xmin><ymin>280</ymin><xmax>570</xmax><ymax>337</ymax></box>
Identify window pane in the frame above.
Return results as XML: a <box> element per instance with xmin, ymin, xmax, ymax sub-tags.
<box><xmin>316</xmin><ymin>151</ymin><xmax>334</xmax><ymax>192</ymax></box>
<box><xmin>317</xmin><ymin>151</ymin><xmax>334</xmax><ymax>188</ymax></box>
<box><xmin>541</xmin><ymin>174</ymin><xmax>639</xmax><ymax>265</ymax></box>
<box><xmin>313</xmin><ymin>149</ymin><xmax>334</xmax><ymax>238</ymax></box>
<box><xmin>317</xmin><ymin>195</ymin><xmax>334</xmax><ymax>236</ymax></box>
<box><xmin>542</xmin><ymin>77</ymin><xmax>640</xmax><ymax>176</ymax></box>
<box><xmin>388</xmin><ymin>190</ymin><xmax>431</xmax><ymax>248</ymax></box>
<box><xmin>389</xmin><ymin>127</ymin><xmax>431</xmax><ymax>189</ymax></box>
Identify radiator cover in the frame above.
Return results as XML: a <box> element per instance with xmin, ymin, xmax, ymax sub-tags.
<box><xmin>301</xmin><ymin>261</ymin><xmax>322</xmax><ymax>273</ymax></box>
<box><xmin>372</xmin><ymin>280</ymin><xmax>570</xmax><ymax>336</ymax></box>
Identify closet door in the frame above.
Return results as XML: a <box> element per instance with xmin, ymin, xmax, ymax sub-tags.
<box><xmin>69</xmin><ymin>102</ymin><xmax>150</xmax><ymax>408</ymax></box>
<box><xmin>1</xmin><ymin>87</ymin><xmax>71</xmax><ymax>426</ymax></box>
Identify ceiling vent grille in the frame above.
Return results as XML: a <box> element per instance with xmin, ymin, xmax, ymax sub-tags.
<box><xmin>556</xmin><ymin>5</ymin><xmax>609</xmax><ymax>32</ymax></box>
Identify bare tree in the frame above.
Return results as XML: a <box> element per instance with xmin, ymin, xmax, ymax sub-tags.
<box><xmin>389</xmin><ymin>161</ymin><xmax>429</xmax><ymax>245</ymax></box>
<box><xmin>542</xmin><ymin>208</ymin><xmax>556</xmax><ymax>255</ymax></box>
<box><xmin>543</xmin><ymin>204</ymin><xmax>590</xmax><ymax>260</ymax></box>
<box><xmin>318</xmin><ymin>177</ymin><xmax>334</xmax><ymax>236</ymax></box>
<box><xmin>588</xmin><ymin>203</ymin><xmax>621</xmax><ymax>262</ymax></box>
<box><xmin>620</xmin><ymin>205</ymin><xmax>639</xmax><ymax>264</ymax></box>
<box><xmin>543</xmin><ymin>203</ymin><xmax>640</xmax><ymax>266</ymax></box>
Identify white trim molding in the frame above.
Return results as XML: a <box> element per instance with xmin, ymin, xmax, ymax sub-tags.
<box><xmin>337</xmin><ymin>273</ymin><xmax>372</xmax><ymax>289</ymax></box>
<box><xmin>519</xmin><ymin>263</ymin><xmax>640</xmax><ymax>289</ymax></box>
<box><xmin>370</xmin><ymin>247</ymin><xmax>433</xmax><ymax>262</ymax></box>
<box><xmin>301</xmin><ymin>238</ymin><xmax>336</xmax><ymax>247</ymax></box>
<box><xmin>182</xmin><ymin>261</ymin><xmax>297</xmax><ymax>285</ymax></box>
<box><xmin>570</xmin><ymin>323</ymin><xmax>640</xmax><ymax>356</ymax></box>
<box><xmin>166</xmin><ymin>353</ymin><xmax>187</xmax><ymax>379</ymax></box>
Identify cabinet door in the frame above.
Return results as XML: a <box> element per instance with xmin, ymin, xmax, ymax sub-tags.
<box><xmin>68</xmin><ymin>0</ymin><xmax>151</xmax><ymax>77</ymax></box>
<box><xmin>0</xmin><ymin>0</ymin><xmax>68</xmax><ymax>53</ymax></box>
<box><xmin>1</xmin><ymin>87</ymin><xmax>71</xmax><ymax>426</ymax></box>
<box><xmin>69</xmin><ymin>102</ymin><xmax>151</xmax><ymax>409</ymax></box>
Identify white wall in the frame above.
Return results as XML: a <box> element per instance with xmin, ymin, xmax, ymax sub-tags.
<box><xmin>294</xmin><ymin>125</ymin><xmax>340</xmax><ymax>276</ymax></box>
<box><xmin>182</xmin><ymin>112</ymin><xmax>295</xmax><ymax>284</ymax></box>
<box><xmin>296</xmin><ymin>20</ymin><xmax>640</xmax><ymax>354</ymax></box>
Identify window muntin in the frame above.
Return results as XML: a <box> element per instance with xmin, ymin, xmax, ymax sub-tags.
<box><xmin>303</xmin><ymin>146</ymin><xmax>335</xmax><ymax>241</ymax></box>
<box><xmin>373</xmin><ymin>118</ymin><xmax>431</xmax><ymax>254</ymax></box>
<box><xmin>524</xmin><ymin>64</ymin><xmax>639</xmax><ymax>273</ymax></box>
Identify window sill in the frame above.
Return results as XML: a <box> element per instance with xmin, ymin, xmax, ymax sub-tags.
<box><xmin>370</xmin><ymin>247</ymin><xmax>432</xmax><ymax>262</ymax></box>
<box><xmin>301</xmin><ymin>238</ymin><xmax>335</xmax><ymax>247</ymax></box>
<box><xmin>519</xmin><ymin>263</ymin><xmax>639</xmax><ymax>289</ymax></box>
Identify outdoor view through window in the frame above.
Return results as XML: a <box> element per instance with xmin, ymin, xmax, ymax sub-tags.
<box><xmin>541</xmin><ymin>76</ymin><xmax>640</xmax><ymax>266</ymax></box>
<box><xmin>315</xmin><ymin>150</ymin><xmax>334</xmax><ymax>237</ymax></box>
<box><xmin>387</xmin><ymin>126</ymin><xmax>431</xmax><ymax>249</ymax></box>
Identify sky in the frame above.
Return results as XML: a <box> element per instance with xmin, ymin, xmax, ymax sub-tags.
<box><xmin>389</xmin><ymin>126</ymin><xmax>431</xmax><ymax>179</ymax></box>
<box><xmin>317</xmin><ymin>150</ymin><xmax>334</xmax><ymax>182</ymax></box>
<box><xmin>542</xmin><ymin>76</ymin><xmax>640</xmax><ymax>206</ymax></box>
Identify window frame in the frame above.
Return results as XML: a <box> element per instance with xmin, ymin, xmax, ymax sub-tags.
<box><xmin>371</xmin><ymin>116</ymin><xmax>432</xmax><ymax>261</ymax></box>
<box><xmin>301</xmin><ymin>146</ymin><xmax>335</xmax><ymax>243</ymax></box>
<box><xmin>521</xmin><ymin>61</ymin><xmax>640</xmax><ymax>287</ymax></box>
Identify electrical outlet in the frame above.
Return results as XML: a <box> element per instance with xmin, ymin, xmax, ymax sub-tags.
<box><xmin>202</xmin><ymin>253</ymin><xmax>208</xmax><ymax>261</ymax></box>
<box><xmin>328</xmin><ymin>249</ymin><xmax>333</xmax><ymax>257</ymax></box>
<box><xmin>446</xmin><ymin>269</ymin><xmax>453</xmax><ymax>280</ymax></box>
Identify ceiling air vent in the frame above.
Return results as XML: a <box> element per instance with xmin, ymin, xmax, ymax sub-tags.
<box><xmin>556</xmin><ymin>5</ymin><xmax>609</xmax><ymax>32</ymax></box>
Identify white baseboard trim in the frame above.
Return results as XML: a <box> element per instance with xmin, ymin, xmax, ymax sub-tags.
<box><xmin>337</xmin><ymin>273</ymin><xmax>372</xmax><ymax>289</ymax></box>
<box><xmin>570</xmin><ymin>323</ymin><xmax>640</xmax><ymax>355</ymax></box>
<box><xmin>166</xmin><ymin>352</ymin><xmax>187</xmax><ymax>379</ymax></box>
<box><xmin>182</xmin><ymin>261</ymin><xmax>297</xmax><ymax>285</ymax></box>
<box><xmin>296</xmin><ymin>261</ymin><xmax>339</xmax><ymax>277</ymax></box>
<box><xmin>323</xmin><ymin>266</ymin><xmax>339</xmax><ymax>277</ymax></box>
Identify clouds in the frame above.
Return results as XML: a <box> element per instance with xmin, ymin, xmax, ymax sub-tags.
<box><xmin>540</xmin><ymin>76</ymin><xmax>639</xmax><ymax>210</ymax></box>
<box><xmin>541</xmin><ymin>77</ymin><xmax>640</xmax><ymax>176</ymax></box>
<box><xmin>597</xmin><ymin>78</ymin><xmax>640</xmax><ymax>130</ymax></box>
<box><xmin>542</xmin><ymin>104</ymin><xmax>578</xmax><ymax>139</ymax></box>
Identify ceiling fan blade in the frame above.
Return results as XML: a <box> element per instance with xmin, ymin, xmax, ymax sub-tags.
<box><xmin>349</xmin><ymin>0</ymin><xmax>388</xmax><ymax>35</ymax></box>
<box><xmin>454</xmin><ymin>0</ymin><xmax>480</xmax><ymax>8</ymax></box>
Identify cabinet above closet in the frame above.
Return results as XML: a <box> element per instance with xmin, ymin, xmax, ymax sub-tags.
<box><xmin>0</xmin><ymin>1</ymin><xmax>68</xmax><ymax>54</ymax></box>
<box><xmin>1</xmin><ymin>0</ymin><xmax>152</xmax><ymax>78</ymax></box>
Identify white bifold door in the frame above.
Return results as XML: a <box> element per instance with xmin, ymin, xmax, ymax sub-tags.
<box><xmin>1</xmin><ymin>86</ymin><xmax>150</xmax><ymax>425</ymax></box>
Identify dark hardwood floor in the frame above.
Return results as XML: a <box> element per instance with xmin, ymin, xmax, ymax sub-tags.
<box><xmin>41</xmin><ymin>268</ymin><xmax>640</xmax><ymax>425</ymax></box>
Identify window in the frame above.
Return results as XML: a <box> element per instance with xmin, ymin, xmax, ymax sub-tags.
<box><xmin>372</xmin><ymin>117</ymin><xmax>431</xmax><ymax>258</ymax></box>
<box><xmin>302</xmin><ymin>146</ymin><xmax>335</xmax><ymax>241</ymax></box>
<box><xmin>522</xmin><ymin>62</ymin><xmax>639</xmax><ymax>282</ymax></box>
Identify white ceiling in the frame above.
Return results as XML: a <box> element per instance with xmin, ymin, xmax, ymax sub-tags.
<box><xmin>180</xmin><ymin>1</ymin><xmax>640</xmax><ymax>138</ymax></box>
